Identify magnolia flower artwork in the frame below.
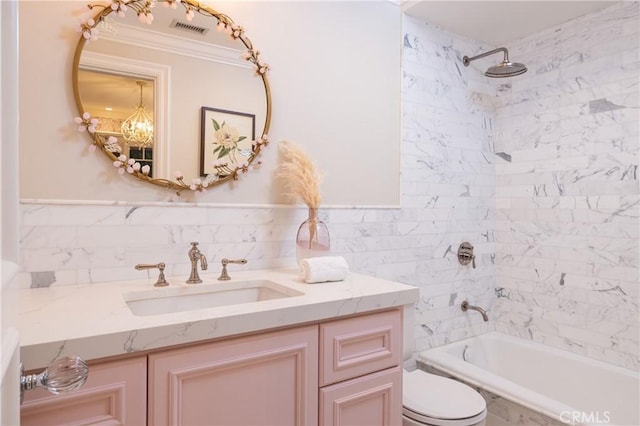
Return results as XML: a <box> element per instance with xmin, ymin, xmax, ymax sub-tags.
<box><xmin>211</xmin><ymin>119</ymin><xmax>247</xmax><ymax>165</ymax></box>
<box><xmin>200</xmin><ymin>107</ymin><xmax>255</xmax><ymax>177</ymax></box>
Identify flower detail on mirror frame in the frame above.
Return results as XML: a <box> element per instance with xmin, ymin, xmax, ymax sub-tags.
<box><xmin>112</xmin><ymin>155</ymin><xmax>144</xmax><ymax>175</ymax></box>
<box><xmin>163</xmin><ymin>0</ymin><xmax>181</xmax><ymax>10</ymax></box>
<box><xmin>229</xmin><ymin>24</ymin><xmax>244</xmax><ymax>40</ymax></box>
<box><xmin>136</xmin><ymin>0</ymin><xmax>156</xmax><ymax>24</ymax></box>
<box><xmin>210</xmin><ymin>159</ymin><xmax>253</xmax><ymax>180</ymax></box>
<box><xmin>241</xmin><ymin>50</ymin><xmax>254</xmax><ymax>61</ymax></box>
<box><xmin>189</xmin><ymin>178</ymin><xmax>209</xmax><ymax>192</ymax></box>
<box><xmin>109</xmin><ymin>1</ymin><xmax>128</xmax><ymax>17</ymax></box>
<box><xmin>173</xmin><ymin>174</ymin><xmax>208</xmax><ymax>193</ymax></box>
<box><xmin>216</xmin><ymin>21</ymin><xmax>241</xmax><ymax>38</ymax></box>
<box><xmin>255</xmin><ymin>63</ymin><xmax>270</xmax><ymax>76</ymax></box>
<box><xmin>113</xmin><ymin>155</ymin><xmax>127</xmax><ymax>174</ymax></box>
<box><xmin>75</xmin><ymin>112</ymin><xmax>99</xmax><ymax>134</ymax></box>
<box><xmin>253</xmin><ymin>134</ymin><xmax>269</xmax><ymax>147</ymax></box>
<box><xmin>241</xmin><ymin>49</ymin><xmax>270</xmax><ymax>77</ymax></box>
<box><xmin>127</xmin><ymin>158</ymin><xmax>141</xmax><ymax>173</ymax></box>
<box><xmin>77</xmin><ymin>18</ymin><xmax>99</xmax><ymax>41</ymax></box>
<box><xmin>235</xmin><ymin>160</ymin><xmax>250</xmax><ymax>175</ymax></box>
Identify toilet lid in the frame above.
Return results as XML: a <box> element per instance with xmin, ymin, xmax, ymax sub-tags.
<box><xmin>403</xmin><ymin>370</ymin><xmax>486</xmax><ymax>420</ymax></box>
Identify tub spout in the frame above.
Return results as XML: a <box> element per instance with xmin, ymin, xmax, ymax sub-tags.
<box><xmin>461</xmin><ymin>300</ymin><xmax>489</xmax><ymax>322</ymax></box>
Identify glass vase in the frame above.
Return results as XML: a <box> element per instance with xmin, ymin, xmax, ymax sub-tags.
<box><xmin>296</xmin><ymin>208</ymin><xmax>331</xmax><ymax>265</ymax></box>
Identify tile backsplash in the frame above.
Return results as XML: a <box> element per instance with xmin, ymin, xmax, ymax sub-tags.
<box><xmin>20</xmin><ymin>204</ymin><xmax>308</xmax><ymax>286</ymax></box>
<box><xmin>20</xmin><ymin>2</ymin><xmax>637</xmax><ymax>370</ymax></box>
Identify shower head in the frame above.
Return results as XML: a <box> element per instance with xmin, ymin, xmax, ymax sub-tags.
<box><xmin>462</xmin><ymin>47</ymin><xmax>527</xmax><ymax>78</ymax></box>
<box><xmin>485</xmin><ymin>61</ymin><xmax>527</xmax><ymax>78</ymax></box>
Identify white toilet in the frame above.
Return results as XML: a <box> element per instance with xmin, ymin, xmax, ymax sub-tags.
<box><xmin>402</xmin><ymin>308</ymin><xmax>487</xmax><ymax>426</ymax></box>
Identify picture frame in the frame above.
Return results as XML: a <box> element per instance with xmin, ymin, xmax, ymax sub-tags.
<box><xmin>200</xmin><ymin>107</ymin><xmax>256</xmax><ymax>177</ymax></box>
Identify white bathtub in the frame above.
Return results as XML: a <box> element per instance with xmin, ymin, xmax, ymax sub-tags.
<box><xmin>416</xmin><ymin>332</ymin><xmax>639</xmax><ymax>426</ymax></box>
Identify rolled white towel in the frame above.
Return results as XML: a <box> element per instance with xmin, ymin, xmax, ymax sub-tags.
<box><xmin>299</xmin><ymin>256</ymin><xmax>349</xmax><ymax>284</ymax></box>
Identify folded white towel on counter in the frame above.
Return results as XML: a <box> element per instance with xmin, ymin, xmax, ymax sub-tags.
<box><xmin>299</xmin><ymin>256</ymin><xmax>349</xmax><ymax>284</ymax></box>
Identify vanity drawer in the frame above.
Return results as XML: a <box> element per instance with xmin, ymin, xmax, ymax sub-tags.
<box><xmin>319</xmin><ymin>308</ymin><xmax>401</xmax><ymax>386</ymax></box>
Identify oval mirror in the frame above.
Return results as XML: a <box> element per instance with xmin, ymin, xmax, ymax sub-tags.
<box><xmin>72</xmin><ymin>0</ymin><xmax>271</xmax><ymax>193</ymax></box>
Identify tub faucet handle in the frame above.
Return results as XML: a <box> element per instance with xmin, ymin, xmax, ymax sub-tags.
<box><xmin>458</xmin><ymin>242</ymin><xmax>476</xmax><ymax>269</ymax></box>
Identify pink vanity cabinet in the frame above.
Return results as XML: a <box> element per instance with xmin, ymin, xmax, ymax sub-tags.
<box><xmin>20</xmin><ymin>307</ymin><xmax>403</xmax><ymax>426</ymax></box>
<box><xmin>20</xmin><ymin>356</ymin><xmax>147</xmax><ymax>425</ymax></box>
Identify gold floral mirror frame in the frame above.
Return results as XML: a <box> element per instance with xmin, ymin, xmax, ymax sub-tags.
<box><xmin>72</xmin><ymin>0</ymin><xmax>272</xmax><ymax>194</ymax></box>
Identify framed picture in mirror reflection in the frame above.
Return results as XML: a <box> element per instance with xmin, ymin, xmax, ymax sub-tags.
<box><xmin>200</xmin><ymin>107</ymin><xmax>255</xmax><ymax>177</ymax></box>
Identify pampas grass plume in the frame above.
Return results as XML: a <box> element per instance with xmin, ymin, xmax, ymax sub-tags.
<box><xmin>276</xmin><ymin>140</ymin><xmax>322</xmax><ymax>208</ymax></box>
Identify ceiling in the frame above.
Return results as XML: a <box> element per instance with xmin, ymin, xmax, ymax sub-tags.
<box><xmin>401</xmin><ymin>1</ymin><xmax>618</xmax><ymax>46</ymax></box>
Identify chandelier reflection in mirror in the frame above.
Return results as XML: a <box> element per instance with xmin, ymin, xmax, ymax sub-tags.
<box><xmin>121</xmin><ymin>81</ymin><xmax>154</xmax><ymax>147</ymax></box>
<box><xmin>72</xmin><ymin>0</ymin><xmax>272</xmax><ymax>194</ymax></box>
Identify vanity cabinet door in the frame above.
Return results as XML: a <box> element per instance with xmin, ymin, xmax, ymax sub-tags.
<box><xmin>149</xmin><ymin>325</ymin><xmax>319</xmax><ymax>426</ymax></box>
<box><xmin>319</xmin><ymin>366</ymin><xmax>402</xmax><ymax>426</ymax></box>
<box><xmin>20</xmin><ymin>356</ymin><xmax>147</xmax><ymax>426</ymax></box>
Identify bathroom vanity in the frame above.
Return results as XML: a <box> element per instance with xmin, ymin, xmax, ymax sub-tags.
<box><xmin>18</xmin><ymin>269</ymin><xmax>418</xmax><ymax>425</ymax></box>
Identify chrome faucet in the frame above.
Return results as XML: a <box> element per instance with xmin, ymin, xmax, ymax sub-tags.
<box><xmin>218</xmin><ymin>258</ymin><xmax>247</xmax><ymax>281</ymax></box>
<box><xmin>461</xmin><ymin>300</ymin><xmax>489</xmax><ymax>322</ymax></box>
<box><xmin>186</xmin><ymin>242</ymin><xmax>208</xmax><ymax>284</ymax></box>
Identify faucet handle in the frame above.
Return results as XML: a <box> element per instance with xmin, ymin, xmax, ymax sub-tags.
<box><xmin>458</xmin><ymin>242</ymin><xmax>476</xmax><ymax>269</ymax></box>
<box><xmin>218</xmin><ymin>258</ymin><xmax>248</xmax><ymax>281</ymax></box>
<box><xmin>221</xmin><ymin>258</ymin><xmax>247</xmax><ymax>266</ymax></box>
<box><xmin>135</xmin><ymin>262</ymin><xmax>169</xmax><ymax>287</ymax></box>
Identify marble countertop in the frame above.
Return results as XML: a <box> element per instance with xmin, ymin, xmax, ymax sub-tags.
<box><xmin>18</xmin><ymin>268</ymin><xmax>419</xmax><ymax>370</ymax></box>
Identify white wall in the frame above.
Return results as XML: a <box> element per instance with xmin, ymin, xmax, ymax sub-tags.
<box><xmin>19</xmin><ymin>1</ymin><xmax>401</xmax><ymax>206</ymax></box>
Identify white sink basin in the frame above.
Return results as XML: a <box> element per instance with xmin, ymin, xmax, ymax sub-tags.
<box><xmin>124</xmin><ymin>280</ymin><xmax>304</xmax><ymax>316</ymax></box>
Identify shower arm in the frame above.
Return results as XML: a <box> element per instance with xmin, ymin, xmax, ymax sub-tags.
<box><xmin>463</xmin><ymin>47</ymin><xmax>509</xmax><ymax>66</ymax></box>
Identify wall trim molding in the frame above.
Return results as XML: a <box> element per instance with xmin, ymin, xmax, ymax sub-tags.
<box><xmin>19</xmin><ymin>199</ymin><xmax>401</xmax><ymax>210</ymax></box>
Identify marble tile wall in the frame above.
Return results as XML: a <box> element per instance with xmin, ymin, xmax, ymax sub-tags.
<box><xmin>19</xmin><ymin>3</ymin><xmax>637</xmax><ymax>370</ymax></box>
<box><xmin>492</xmin><ymin>2</ymin><xmax>640</xmax><ymax>370</ymax></box>
<box><xmin>399</xmin><ymin>16</ymin><xmax>496</xmax><ymax>350</ymax></box>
